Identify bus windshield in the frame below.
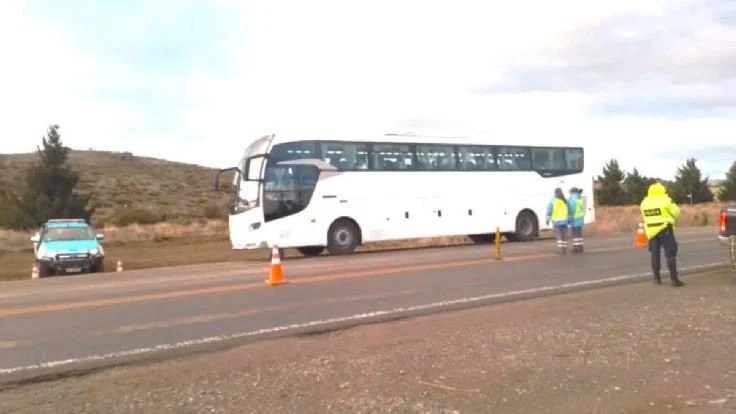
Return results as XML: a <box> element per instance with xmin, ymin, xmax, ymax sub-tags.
<box><xmin>231</xmin><ymin>136</ymin><xmax>273</xmax><ymax>213</ymax></box>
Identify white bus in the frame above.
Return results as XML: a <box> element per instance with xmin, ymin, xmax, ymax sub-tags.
<box><xmin>215</xmin><ymin>133</ymin><xmax>595</xmax><ymax>256</ymax></box>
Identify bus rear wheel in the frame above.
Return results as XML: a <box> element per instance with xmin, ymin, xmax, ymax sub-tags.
<box><xmin>513</xmin><ymin>210</ymin><xmax>538</xmax><ymax>242</ymax></box>
<box><xmin>327</xmin><ymin>219</ymin><xmax>359</xmax><ymax>255</ymax></box>
<box><xmin>297</xmin><ymin>246</ymin><xmax>325</xmax><ymax>257</ymax></box>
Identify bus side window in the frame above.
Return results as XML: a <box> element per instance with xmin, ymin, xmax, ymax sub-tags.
<box><xmin>497</xmin><ymin>147</ymin><xmax>531</xmax><ymax>170</ymax></box>
<box><xmin>532</xmin><ymin>148</ymin><xmax>565</xmax><ymax>171</ymax></box>
<box><xmin>269</xmin><ymin>141</ymin><xmax>317</xmax><ymax>165</ymax></box>
<box><xmin>373</xmin><ymin>144</ymin><xmax>413</xmax><ymax>170</ymax></box>
<box><xmin>564</xmin><ymin>148</ymin><xmax>584</xmax><ymax>172</ymax></box>
<box><xmin>321</xmin><ymin>142</ymin><xmax>369</xmax><ymax>170</ymax></box>
<box><xmin>417</xmin><ymin>145</ymin><xmax>455</xmax><ymax>170</ymax></box>
<box><xmin>458</xmin><ymin>146</ymin><xmax>492</xmax><ymax>170</ymax></box>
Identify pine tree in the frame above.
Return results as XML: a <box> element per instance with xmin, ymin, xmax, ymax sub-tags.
<box><xmin>595</xmin><ymin>159</ymin><xmax>626</xmax><ymax>205</ymax></box>
<box><xmin>12</xmin><ymin>125</ymin><xmax>94</xmax><ymax>229</ymax></box>
<box><xmin>718</xmin><ymin>161</ymin><xmax>736</xmax><ymax>201</ymax></box>
<box><xmin>623</xmin><ymin>168</ymin><xmax>656</xmax><ymax>204</ymax></box>
<box><xmin>669</xmin><ymin>158</ymin><xmax>713</xmax><ymax>204</ymax></box>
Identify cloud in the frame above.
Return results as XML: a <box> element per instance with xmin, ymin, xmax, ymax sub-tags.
<box><xmin>477</xmin><ymin>0</ymin><xmax>736</xmax><ymax>118</ymax></box>
<box><xmin>0</xmin><ymin>1</ymin><xmax>247</xmax><ymax>166</ymax></box>
<box><xmin>0</xmin><ymin>0</ymin><xmax>734</xmax><ymax>181</ymax></box>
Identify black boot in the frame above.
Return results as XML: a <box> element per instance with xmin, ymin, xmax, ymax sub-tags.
<box><xmin>671</xmin><ymin>279</ymin><xmax>684</xmax><ymax>287</ymax></box>
<box><xmin>653</xmin><ymin>274</ymin><xmax>662</xmax><ymax>285</ymax></box>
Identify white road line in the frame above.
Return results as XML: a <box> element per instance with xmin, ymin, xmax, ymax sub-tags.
<box><xmin>0</xmin><ymin>261</ymin><xmax>727</xmax><ymax>377</ymax></box>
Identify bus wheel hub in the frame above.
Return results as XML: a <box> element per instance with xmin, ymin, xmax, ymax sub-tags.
<box><xmin>335</xmin><ymin>229</ymin><xmax>352</xmax><ymax>245</ymax></box>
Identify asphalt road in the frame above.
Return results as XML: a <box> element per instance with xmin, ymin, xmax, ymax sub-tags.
<box><xmin>0</xmin><ymin>227</ymin><xmax>729</xmax><ymax>386</ymax></box>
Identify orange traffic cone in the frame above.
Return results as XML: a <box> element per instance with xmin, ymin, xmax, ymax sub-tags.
<box><xmin>635</xmin><ymin>222</ymin><xmax>647</xmax><ymax>248</ymax></box>
<box><xmin>116</xmin><ymin>259</ymin><xmax>124</xmax><ymax>272</ymax></box>
<box><xmin>265</xmin><ymin>246</ymin><xmax>288</xmax><ymax>286</ymax></box>
<box><xmin>31</xmin><ymin>263</ymin><xmax>39</xmax><ymax>279</ymax></box>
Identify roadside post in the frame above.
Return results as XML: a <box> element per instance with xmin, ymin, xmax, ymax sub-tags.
<box><xmin>730</xmin><ymin>236</ymin><xmax>735</xmax><ymax>284</ymax></box>
<box><xmin>495</xmin><ymin>226</ymin><xmax>502</xmax><ymax>260</ymax></box>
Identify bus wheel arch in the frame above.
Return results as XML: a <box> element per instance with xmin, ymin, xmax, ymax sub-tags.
<box><xmin>327</xmin><ymin>217</ymin><xmax>362</xmax><ymax>255</ymax></box>
<box><xmin>512</xmin><ymin>209</ymin><xmax>538</xmax><ymax>242</ymax></box>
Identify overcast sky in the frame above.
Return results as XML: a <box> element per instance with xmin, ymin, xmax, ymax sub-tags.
<box><xmin>1</xmin><ymin>0</ymin><xmax>734</xmax><ymax>180</ymax></box>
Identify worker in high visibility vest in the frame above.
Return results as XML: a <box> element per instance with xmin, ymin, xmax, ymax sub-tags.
<box><xmin>546</xmin><ymin>188</ymin><xmax>572</xmax><ymax>254</ymax></box>
<box><xmin>568</xmin><ymin>187</ymin><xmax>586</xmax><ymax>253</ymax></box>
<box><xmin>640</xmin><ymin>182</ymin><xmax>684</xmax><ymax>286</ymax></box>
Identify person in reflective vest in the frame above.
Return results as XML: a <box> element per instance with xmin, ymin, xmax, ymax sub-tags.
<box><xmin>640</xmin><ymin>182</ymin><xmax>684</xmax><ymax>286</ymax></box>
<box><xmin>568</xmin><ymin>187</ymin><xmax>586</xmax><ymax>253</ymax></box>
<box><xmin>547</xmin><ymin>188</ymin><xmax>572</xmax><ymax>254</ymax></box>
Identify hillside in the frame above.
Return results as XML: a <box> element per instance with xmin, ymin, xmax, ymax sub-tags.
<box><xmin>0</xmin><ymin>150</ymin><xmax>232</xmax><ymax>226</ymax></box>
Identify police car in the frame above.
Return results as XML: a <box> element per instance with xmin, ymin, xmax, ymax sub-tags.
<box><xmin>31</xmin><ymin>219</ymin><xmax>106</xmax><ymax>277</ymax></box>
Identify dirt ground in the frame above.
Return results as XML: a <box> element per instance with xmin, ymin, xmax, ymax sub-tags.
<box><xmin>2</xmin><ymin>270</ymin><xmax>735</xmax><ymax>414</ymax></box>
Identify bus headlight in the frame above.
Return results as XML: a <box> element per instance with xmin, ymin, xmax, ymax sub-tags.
<box><xmin>89</xmin><ymin>248</ymin><xmax>99</xmax><ymax>255</ymax></box>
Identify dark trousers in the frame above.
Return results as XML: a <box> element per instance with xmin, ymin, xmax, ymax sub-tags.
<box><xmin>554</xmin><ymin>224</ymin><xmax>568</xmax><ymax>251</ymax></box>
<box><xmin>571</xmin><ymin>226</ymin><xmax>583</xmax><ymax>245</ymax></box>
<box><xmin>648</xmin><ymin>226</ymin><xmax>679</xmax><ymax>281</ymax></box>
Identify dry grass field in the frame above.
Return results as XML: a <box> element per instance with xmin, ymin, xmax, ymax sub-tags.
<box><xmin>0</xmin><ymin>150</ymin><xmax>230</xmax><ymax>226</ymax></box>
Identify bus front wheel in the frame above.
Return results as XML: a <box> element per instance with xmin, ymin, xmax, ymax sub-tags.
<box><xmin>297</xmin><ymin>246</ymin><xmax>325</xmax><ymax>257</ymax></box>
<box><xmin>327</xmin><ymin>219</ymin><xmax>359</xmax><ymax>255</ymax></box>
<box><xmin>513</xmin><ymin>210</ymin><xmax>538</xmax><ymax>242</ymax></box>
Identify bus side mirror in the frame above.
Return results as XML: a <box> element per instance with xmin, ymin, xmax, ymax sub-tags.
<box><xmin>96</xmin><ymin>234</ymin><xmax>105</xmax><ymax>241</ymax></box>
<box><xmin>30</xmin><ymin>234</ymin><xmax>40</xmax><ymax>244</ymax></box>
<box><xmin>214</xmin><ymin>167</ymin><xmax>240</xmax><ymax>192</ymax></box>
<box><xmin>244</xmin><ymin>155</ymin><xmax>266</xmax><ymax>182</ymax></box>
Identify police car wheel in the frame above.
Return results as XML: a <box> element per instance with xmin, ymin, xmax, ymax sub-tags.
<box><xmin>94</xmin><ymin>261</ymin><xmax>105</xmax><ymax>273</ymax></box>
<box><xmin>37</xmin><ymin>263</ymin><xmax>50</xmax><ymax>278</ymax></box>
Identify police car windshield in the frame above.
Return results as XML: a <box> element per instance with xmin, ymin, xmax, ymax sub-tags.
<box><xmin>44</xmin><ymin>227</ymin><xmax>95</xmax><ymax>242</ymax></box>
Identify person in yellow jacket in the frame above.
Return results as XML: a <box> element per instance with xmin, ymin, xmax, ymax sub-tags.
<box><xmin>546</xmin><ymin>188</ymin><xmax>572</xmax><ymax>254</ymax></box>
<box><xmin>640</xmin><ymin>182</ymin><xmax>684</xmax><ymax>286</ymax></box>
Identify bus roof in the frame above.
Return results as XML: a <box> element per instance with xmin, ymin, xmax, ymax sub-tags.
<box><xmin>266</xmin><ymin>133</ymin><xmax>584</xmax><ymax>149</ymax></box>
